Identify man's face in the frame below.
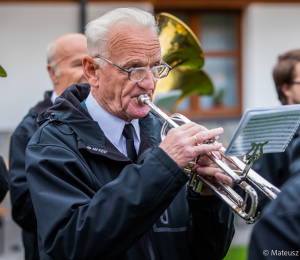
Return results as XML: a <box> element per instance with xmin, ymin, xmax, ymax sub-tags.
<box><xmin>286</xmin><ymin>62</ymin><xmax>300</xmax><ymax>105</ymax></box>
<box><xmin>93</xmin><ymin>24</ymin><xmax>161</xmax><ymax>121</ymax></box>
<box><xmin>52</xmin><ymin>35</ymin><xmax>87</xmax><ymax>94</ymax></box>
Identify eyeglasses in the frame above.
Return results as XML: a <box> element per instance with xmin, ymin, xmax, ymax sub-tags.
<box><xmin>291</xmin><ymin>81</ymin><xmax>300</xmax><ymax>85</ymax></box>
<box><xmin>95</xmin><ymin>55</ymin><xmax>172</xmax><ymax>82</ymax></box>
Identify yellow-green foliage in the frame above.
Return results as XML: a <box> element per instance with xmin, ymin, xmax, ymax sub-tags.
<box><xmin>224</xmin><ymin>246</ymin><xmax>248</xmax><ymax>260</ymax></box>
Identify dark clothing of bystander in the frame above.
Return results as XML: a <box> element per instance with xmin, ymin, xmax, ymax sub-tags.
<box><xmin>9</xmin><ymin>91</ymin><xmax>53</xmax><ymax>260</ymax></box>
<box><xmin>248</xmin><ymin>129</ymin><xmax>300</xmax><ymax>259</ymax></box>
<box><xmin>0</xmin><ymin>156</ymin><xmax>8</xmax><ymax>202</ymax></box>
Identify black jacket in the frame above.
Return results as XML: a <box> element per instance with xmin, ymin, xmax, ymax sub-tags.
<box><xmin>248</xmin><ymin>170</ymin><xmax>300</xmax><ymax>259</ymax></box>
<box><xmin>0</xmin><ymin>155</ymin><xmax>8</xmax><ymax>202</ymax></box>
<box><xmin>9</xmin><ymin>91</ymin><xmax>53</xmax><ymax>260</ymax></box>
<box><xmin>26</xmin><ymin>83</ymin><xmax>234</xmax><ymax>260</ymax></box>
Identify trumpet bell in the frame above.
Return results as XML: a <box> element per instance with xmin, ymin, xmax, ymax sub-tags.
<box><xmin>155</xmin><ymin>13</ymin><xmax>214</xmax><ymax>110</ymax></box>
<box><xmin>157</xmin><ymin>12</ymin><xmax>204</xmax><ymax>69</ymax></box>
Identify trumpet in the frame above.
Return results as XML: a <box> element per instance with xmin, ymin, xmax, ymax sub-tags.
<box><xmin>138</xmin><ymin>94</ymin><xmax>281</xmax><ymax>224</ymax></box>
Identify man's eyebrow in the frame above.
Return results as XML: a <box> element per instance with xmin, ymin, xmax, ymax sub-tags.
<box><xmin>122</xmin><ymin>60</ymin><xmax>142</xmax><ymax>67</ymax></box>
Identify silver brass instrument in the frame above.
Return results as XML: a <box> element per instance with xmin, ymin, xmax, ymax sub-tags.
<box><xmin>151</xmin><ymin>12</ymin><xmax>281</xmax><ymax>223</ymax></box>
<box><xmin>138</xmin><ymin>94</ymin><xmax>281</xmax><ymax>224</ymax></box>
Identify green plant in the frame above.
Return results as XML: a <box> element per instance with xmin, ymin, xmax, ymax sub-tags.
<box><xmin>213</xmin><ymin>88</ymin><xmax>225</xmax><ymax>105</ymax></box>
<box><xmin>0</xmin><ymin>65</ymin><xmax>7</xmax><ymax>77</ymax></box>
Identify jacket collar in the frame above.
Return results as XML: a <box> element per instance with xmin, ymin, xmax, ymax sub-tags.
<box><xmin>29</xmin><ymin>90</ymin><xmax>53</xmax><ymax>117</ymax></box>
<box><xmin>38</xmin><ymin>83</ymin><xmax>162</xmax><ymax>152</ymax></box>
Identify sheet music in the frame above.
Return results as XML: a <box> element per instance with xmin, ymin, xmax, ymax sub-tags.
<box><xmin>224</xmin><ymin>104</ymin><xmax>300</xmax><ymax>157</ymax></box>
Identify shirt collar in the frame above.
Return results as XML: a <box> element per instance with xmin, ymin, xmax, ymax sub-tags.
<box><xmin>50</xmin><ymin>91</ymin><xmax>58</xmax><ymax>104</ymax></box>
<box><xmin>85</xmin><ymin>92</ymin><xmax>140</xmax><ymax>147</ymax></box>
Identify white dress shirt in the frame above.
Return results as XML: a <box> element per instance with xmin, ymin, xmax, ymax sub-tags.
<box><xmin>85</xmin><ymin>92</ymin><xmax>140</xmax><ymax>157</ymax></box>
<box><xmin>50</xmin><ymin>91</ymin><xmax>58</xmax><ymax>104</ymax></box>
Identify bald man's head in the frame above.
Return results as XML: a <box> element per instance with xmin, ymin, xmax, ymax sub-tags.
<box><xmin>47</xmin><ymin>33</ymin><xmax>87</xmax><ymax>96</ymax></box>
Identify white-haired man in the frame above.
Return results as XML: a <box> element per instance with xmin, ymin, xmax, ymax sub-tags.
<box><xmin>9</xmin><ymin>33</ymin><xmax>87</xmax><ymax>260</ymax></box>
<box><xmin>26</xmin><ymin>8</ymin><xmax>234</xmax><ymax>260</ymax></box>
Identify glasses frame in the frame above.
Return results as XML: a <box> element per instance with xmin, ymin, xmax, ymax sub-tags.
<box><xmin>95</xmin><ymin>55</ymin><xmax>172</xmax><ymax>82</ymax></box>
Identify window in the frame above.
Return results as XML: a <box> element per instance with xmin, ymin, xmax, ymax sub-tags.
<box><xmin>156</xmin><ymin>11</ymin><xmax>242</xmax><ymax>119</ymax></box>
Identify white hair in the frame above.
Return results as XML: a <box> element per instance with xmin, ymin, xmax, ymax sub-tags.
<box><xmin>46</xmin><ymin>41</ymin><xmax>60</xmax><ymax>76</ymax></box>
<box><xmin>85</xmin><ymin>7</ymin><xmax>159</xmax><ymax>67</ymax></box>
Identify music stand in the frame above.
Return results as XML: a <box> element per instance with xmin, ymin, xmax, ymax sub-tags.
<box><xmin>224</xmin><ymin>104</ymin><xmax>300</xmax><ymax>178</ymax></box>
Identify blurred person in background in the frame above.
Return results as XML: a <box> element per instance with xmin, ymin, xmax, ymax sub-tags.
<box><xmin>248</xmin><ymin>50</ymin><xmax>300</xmax><ymax>259</ymax></box>
<box><xmin>25</xmin><ymin>8</ymin><xmax>234</xmax><ymax>260</ymax></box>
<box><xmin>0</xmin><ymin>69</ymin><xmax>8</xmax><ymax>202</ymax></box>
<box><xmin>0</xmin><ymin>156</ymin><xmax>8</xmax><ymax>202</ymax></box>
<box><xmin>235</xmin><ymin>50</ymin><xmax>300</xmax><ymax>214</ymax></box>
<box><xmin>9</xmin><ymin>33</ymin><xmax>87</xmax><ymax>260</ymax></box>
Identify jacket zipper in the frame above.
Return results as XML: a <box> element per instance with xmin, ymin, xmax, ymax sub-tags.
<box><xmin>146</xmin><ymin>231</ymin><xmax>156</xmax><ymax>260</ymax></box>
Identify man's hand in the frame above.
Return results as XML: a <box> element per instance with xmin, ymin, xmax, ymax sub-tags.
<box><xmin>159</xmin><ymin>122</ymin><xmax>223</xmax><ymax>168</ymax></box>
<box><xmin>192</xmin><ymin>154</ymin><xmax>233</xmax><ymax>196</ymax></box>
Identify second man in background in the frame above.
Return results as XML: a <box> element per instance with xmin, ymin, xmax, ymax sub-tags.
<box><xmin>9</xmin><ymin>33</ymin><xmax>87</xmax><ymax>260</ymax></box>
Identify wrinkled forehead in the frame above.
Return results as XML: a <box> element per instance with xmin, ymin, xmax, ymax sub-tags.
<box><xmin>107</xmin><ymin>23</ymin><xmax>161</xmax><ymax>61</ymax></box>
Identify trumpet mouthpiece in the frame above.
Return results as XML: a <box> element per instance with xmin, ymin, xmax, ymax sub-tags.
<box><xmin>138</xmin><ymin>94</ymin><xmax>150</xmax><ymax>105</ymax></box>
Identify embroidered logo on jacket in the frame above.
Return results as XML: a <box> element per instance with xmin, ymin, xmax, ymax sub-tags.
<box><xmin>87</xmin><ymin>146</ymin><xmax>107</xmax><ymax>154</ymax></box>
<box><xmin>78</xmin><ymin>141</ymin><xmax>108</xmax><ymax>154</ymax></box>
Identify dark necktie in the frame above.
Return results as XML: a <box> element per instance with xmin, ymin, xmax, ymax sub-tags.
<box><xmin>122</xmin><ymin>124</ymin><xmax>137</xmax><ymax>162</ymax></box>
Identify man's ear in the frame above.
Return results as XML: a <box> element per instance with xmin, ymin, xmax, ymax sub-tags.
<box><xmin>47</xmin><ymin>64</ymin><xmax>58</xmax><ymax>85</ymax></box>
<box><xmin>282</xmin><ymin>83</ymin><xmax>291</xmax><ymax>98</ymax></box>
<box><xmin>83</xmin><ymin>56</ymin><xmax>99</xmax><ymax>87</ymax></box>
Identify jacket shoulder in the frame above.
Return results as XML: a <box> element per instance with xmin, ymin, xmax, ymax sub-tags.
<box><xmin>12</xmin><ymin>109</ymin><xmax>39</xmax><ymax>138</ymax></box>
<box><xmin>27</xmin><ymin>120</ymin><xmax>76</xmax><ymax>150</ymax></box>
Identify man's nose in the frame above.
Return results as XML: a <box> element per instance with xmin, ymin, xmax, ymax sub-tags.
<box><xmin>137</xmin><ymin>70</ymin><xmax>155</xmax><ymax>90</ymax></box>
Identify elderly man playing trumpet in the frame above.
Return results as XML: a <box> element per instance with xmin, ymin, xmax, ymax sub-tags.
<box><xmin>26</xmin><ymin>8</ymin><xmax>234</xmax><ymax>260</ymax></box>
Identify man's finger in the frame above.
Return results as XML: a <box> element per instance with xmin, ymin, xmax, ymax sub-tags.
<box><xmin>194</xmin><ymin>127</ymin><xmax>223</xmax><ymax>144</ymax></box>
<box><xmin>192</xmin><ymin>142</ymin><xmax>222</xmax><ymax>155</ymax></box>
<box><xmin>215</xmin><ymin>172</ymin><xmax>232</xmax><ymax>186</ymax></box>
<box><xmin>196</xmin><ymin>151</ymin><xmax>222</xmax><ymax>166</ymax></box>
<box><xmin>196</xmin><ymin>166</ymin><xmax>223</xmax><ymax>176</ymax></box>
<box><xmin>183</xmin><ymin>123</ymin><xmax>208</xmax><ymax>137</ymax></box>
<box><xmin>177</xmin><ymin>122</ymin><xmax>207</xmax><ymax>132</ymax></box>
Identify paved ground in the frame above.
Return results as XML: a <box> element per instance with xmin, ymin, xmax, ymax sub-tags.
<box><xmin>0</xmin><ymin>216</ymin><xmax>23</xmax><ymax>260</ymax></box>
<box><xmin>0</xmin><ymin>194</ymin><xmax>23</xmax><ymax>260</ymax></box>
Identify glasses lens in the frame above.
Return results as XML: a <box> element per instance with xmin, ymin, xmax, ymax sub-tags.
<box><xmin>130</xmin><ymin>68</ymin><xmax>147</xmax><ymax>82</ymax></box>
<box><xmin>152</xmin><ymin>66</ymin><xmax>169</xmax><ymax>80</ymax></box>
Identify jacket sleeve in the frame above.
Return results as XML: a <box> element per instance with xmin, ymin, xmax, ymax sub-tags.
<box><xmin>187</xmin><ymin>190</ymin><xmax>235</xmax><ymax>260</ymax></box>
<box><xmin>26</xmin><ymin>144</ymin><xmax>188</xmax><ymax>260</ymax></box>
<box><xmin>9</xmin><ymin>132</ymin><xmax>37</xmax><ymax>232</ymax></box>
<box><xmin>0</xmin><ymin>156</ymin><xmax>8</xmax><ymax>202</ymax></box>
